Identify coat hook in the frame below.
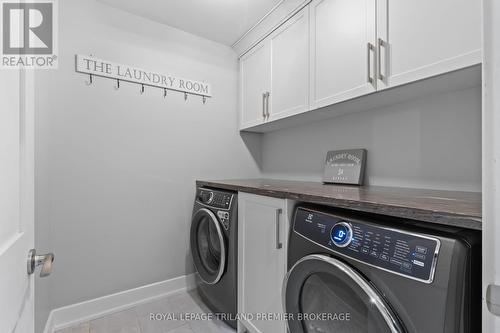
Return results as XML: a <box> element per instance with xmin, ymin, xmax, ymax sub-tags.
<box><xmin>163</xmin><ymin>88</ymin><xmax>167</xmax><ymax>98</ymax></box>
<box><xmin>114</xmin><ymin>79</ymin><xmax>120</xmax><ymax>90</ymax></box>
<box><xmin>202</xmin><ymin>96</ymin><xmax>207</xmax><ymax>104</ymax></box>
<box><xmin>184</xmin><ymin>92</ymin><xmax>188</xmax><ymax>101</ymax></box>
<box><xmin>85</xmin><ymin>74</ymin><xmax>93</xmax><ymax>86</ymax></box>
<box><xmin>140</xmin><ymin>84</ymin><xmax>145</xmax><ymax>95</ymax></box>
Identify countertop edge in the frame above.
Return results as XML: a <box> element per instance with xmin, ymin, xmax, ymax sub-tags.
<box><xmin>196</xmin><ymin>180</ymin><xmax>482</xmax><ymax>231</ymax></box>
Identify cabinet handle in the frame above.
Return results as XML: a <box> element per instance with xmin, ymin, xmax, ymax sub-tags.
<box><xmin>378</xmin><ymin>38</ymin><xmax>387</xmax><ymax>82</ymax></box>
<box><xmin>275</xmin><ymin>208</ymin><xmax>282</xmax><ymax>249</ymax></box>
<box><xmin>265</xmin><ymin>92</ymin><xmax>270</xmax><ymax>119</ymax></box>
<box><xmin>367</xmin><ymin>43</ymin><xmax>376</xmax><ymax>87</ymax></box>
<box><xmin>262</xmin><ymin>93</ymin><xmax>266</xmax><ymax>120</ymax></box>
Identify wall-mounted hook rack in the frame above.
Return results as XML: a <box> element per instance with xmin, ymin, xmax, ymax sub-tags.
<box><xmin>75</xmin><ymin>55</ymin><xmax>212</xmax><ymax>104</ymax></box>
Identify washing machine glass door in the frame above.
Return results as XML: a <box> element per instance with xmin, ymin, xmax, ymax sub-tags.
<box><xmin>190</xmin><ymin>208</ymin><xmax>226</xmax><ymax>284</ymax></box>
<box><xmin>283</xmin><ymin>254</ymin><xmax>404</xmax><ymax>333</ymax></box>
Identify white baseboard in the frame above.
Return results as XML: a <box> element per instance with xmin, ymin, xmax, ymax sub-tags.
<box><xmin>42</xmin><ymin>312</ymin><xmax>54</xmax><ymax>333</ymax></box>
<box><xmin>43</xmin><ymin>273</ymin><xmax>196</xmax><ymax>333</ymax></box>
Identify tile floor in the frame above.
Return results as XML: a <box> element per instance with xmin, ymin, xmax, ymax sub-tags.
<box><xmin>55</xmin><ymin>290</ymin><xmax>236</xmax><ymax>333</ymax></box>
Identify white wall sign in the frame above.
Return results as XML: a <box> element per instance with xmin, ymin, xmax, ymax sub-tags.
<box><xmin>75</xmin><ymin>55</ymin><xmax>212</xmax><ymax>97</ymax></box>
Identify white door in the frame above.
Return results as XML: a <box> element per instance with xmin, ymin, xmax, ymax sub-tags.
<box><xmin>0</xmin><ymin>68</ymin><xmax>35</xmax><ymax>333</ymax></box>
<box><xmin>239</xmin><ymin>41</ymin><xmax>272</xmax><ymax>129</ymax></box>
<box><xmin>268</xmin><ymin>6</ymin><xmax>309</xmax><ymax>122</ymax></box>
<box><xmin>377</xmin><ymin>0</ymin><xmax>482</xmax><ymax>89</ymax></box>
<box><xmin>238</xmin><ymin>193</ymin><xmax>287</xmax><ymax>333</ymax></box>
<box><xmin>309</xmin><ymin>0</ymin><xmax>377</xmax><ymax>110</ymax></box>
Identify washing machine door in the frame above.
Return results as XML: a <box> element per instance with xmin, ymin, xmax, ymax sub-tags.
<box><xmin>190</xmin><ymin>208</ymin><xmax>226</xmax><ymax>284</ymax></box>
<box><xmin>283</xmin><ymin>254</ymin><xmax>405</xmax><ymax>333</ymax></box>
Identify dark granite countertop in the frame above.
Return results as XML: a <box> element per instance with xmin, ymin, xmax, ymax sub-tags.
<box><xmin>196</xmin><ymin>179</ymin><xmax>482</xmax><ymax>230</ymax></box>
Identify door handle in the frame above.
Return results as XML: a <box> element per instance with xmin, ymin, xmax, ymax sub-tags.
<box><xmin>378</xmin><ymin>38</ymin><xmax>388</xmax><ymax>82</ymax></box>
<box><xmin>487</xmin><ymin>284</ymin><xmax>500</xmax><ymax>317</ymax></box>
<box><xmin>367</xmin><ymin>43</ymin><xmax>376</xmax><ymax>87</ymax></box>
<box><xmin>27</xmin><ymin>249</ymin><xmax>55</xmax><ymax>278</ymax></box>
<box><xmin>262</xmin><ymin>93</ymin><xmax>266</xmax><ymax>120</ymax></box>
<box><xmin>265</xmin><ymin>92</ymin><xmax>270</xmax><ymax>119</ymax></box>
<box><xmin>275</xmin><ymin>208</ymin><xmax>282</xmax><ymax>249</ymax></box>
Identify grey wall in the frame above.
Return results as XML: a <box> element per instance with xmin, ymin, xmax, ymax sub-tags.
<box><xmin>261</xmin><ymin>86</ymin><xmax>482</xmax><ymax>191</ymax></box>
<box><xmin>35</xmin><ymin>0</ymin><xmax>260</xmax><ymax>331</ymax></box>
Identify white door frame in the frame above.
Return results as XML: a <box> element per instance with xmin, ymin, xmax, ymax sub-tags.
<box><xmin>482</xmin><ymin>0</ymin><xmax>500</xmax><ymax>330</ymax></box>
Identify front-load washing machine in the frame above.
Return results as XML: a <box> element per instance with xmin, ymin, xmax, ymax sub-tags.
<box><xmin>190</xmin><ymin>187</ymin><xmax>237</xmax><ymax>329</ymax></box>
<box><xmin>283</xmin><ymin>205</ymin><xmax>481</xmax><ymax>333</ymax></box>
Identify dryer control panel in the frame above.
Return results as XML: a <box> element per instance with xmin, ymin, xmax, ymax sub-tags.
<box><xmin>294</xmin><ymin>207</ymin><xmax>440</xmax><ymax>283</ymax></box>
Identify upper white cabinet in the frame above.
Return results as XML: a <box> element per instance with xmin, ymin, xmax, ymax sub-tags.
<box><xmin>238</xmin><ymin>0</ymin><xmax>481</xmax><ymax>131</ymax></box>
<box><xmin>238</xmin><ymin>193</ymin><xmax>288</xmax><ymax>333</ymax></box>
<box><xmin>376</xmin><ymin>0</ymin><xmax>482</xmax><ymax>89</ymax></box>
<box><xmin>309</xmin><ymin>0</ymin><xmax>376</xmax><ymax>109</ymax></box>
<box><xmin>269</xmin><ymin>6</ymin><xmax>309</xmax><ymax>122</ymax></box>
<box><xmin>240</xmin><ymin>41</ymin><xmax>271</xmax><ymax>128</ymax></box>
<box><xmin>240</xmin><ymin>7</ymin><xmax>309</xmax><ymax>129</ymax></box>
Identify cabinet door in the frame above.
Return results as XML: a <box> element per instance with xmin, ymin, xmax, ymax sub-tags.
<box><xmin>238</xmin><ymin>193</ymin><xmax>287</xmax><ymax>333</ymax></box>
<box><xmin>268</xmin><ymin>6</ymin><xmax>309</xmax><ymax>122</ymax></box>
<box><xmin>240</xmin><ymin>42</ymin><xmax>271</xmax><ymax>129</ymax></box>
<box><xmin>377</xmin><ymin>0</ymin><xmax>481</xmax><ymax>89</ymax></box>
<box><xmin>309</xmin><ymin>0</ymin><xmax>377</xmax><ymax>109</ymax></box>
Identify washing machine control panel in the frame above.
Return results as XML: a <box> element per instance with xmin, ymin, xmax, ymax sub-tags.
<box><xmin>294</xmin><ymin>207</ymin><xmax>441</xmax><ymax>283</ymax></box>
<box><xmin>197</xmin><ymin>189</ymin><xmax>233</xmax><ymax>210</ymax></box>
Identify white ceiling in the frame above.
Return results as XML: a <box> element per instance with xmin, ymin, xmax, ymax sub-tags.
<box><xmin>97</xmin><ymin>0</ymin><xmax>282</xmax><ymax>46</ymax></box>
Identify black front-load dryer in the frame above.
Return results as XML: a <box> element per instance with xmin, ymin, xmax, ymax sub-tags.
<box><xmin>190</xmin><ymin>187</ymin><xmax>237</xmax><ymax>328</ymax></box>
<box><xmin>284</xmin><ymin>205</ymin><xmax>481</xmax><ymax>333</ymax></box>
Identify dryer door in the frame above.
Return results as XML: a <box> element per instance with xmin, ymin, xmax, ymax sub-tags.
<box><xmin>283</xmin><ymin>254</ymin><xmax>405</xmax><ymax>333</ymax></box>
<box><xmin>190</xmin><ymin>208</ymin><xmax>226</xmax><ymax>284</ymax></box>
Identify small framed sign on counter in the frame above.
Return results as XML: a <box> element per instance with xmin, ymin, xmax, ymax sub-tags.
<box><xmin>323</xmin><ymin>149</ymin><xmax>367</xmax><ymax>185</ymax></box>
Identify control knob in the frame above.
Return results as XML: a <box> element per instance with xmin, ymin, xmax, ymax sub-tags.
<box><xmin>199</xmin><ymin>191</ymin><xmax>214</xmax><ymax>204</ymax></box>
<box><xmin>330</xmin><ymin>222</ymin><xmax>353</xmax><ymax>247</ymax></box>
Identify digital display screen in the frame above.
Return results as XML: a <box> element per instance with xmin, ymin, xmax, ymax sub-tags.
<box><xmin>331</xmin><ymin>224</ymin><xmax>348</xmax><ymax>243</ymax></box>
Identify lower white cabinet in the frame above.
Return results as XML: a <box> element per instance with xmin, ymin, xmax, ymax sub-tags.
<box><xmin>238</xmin><ymin>193</ymin><xmax>288</xmax><ymax>333</ymax></box>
